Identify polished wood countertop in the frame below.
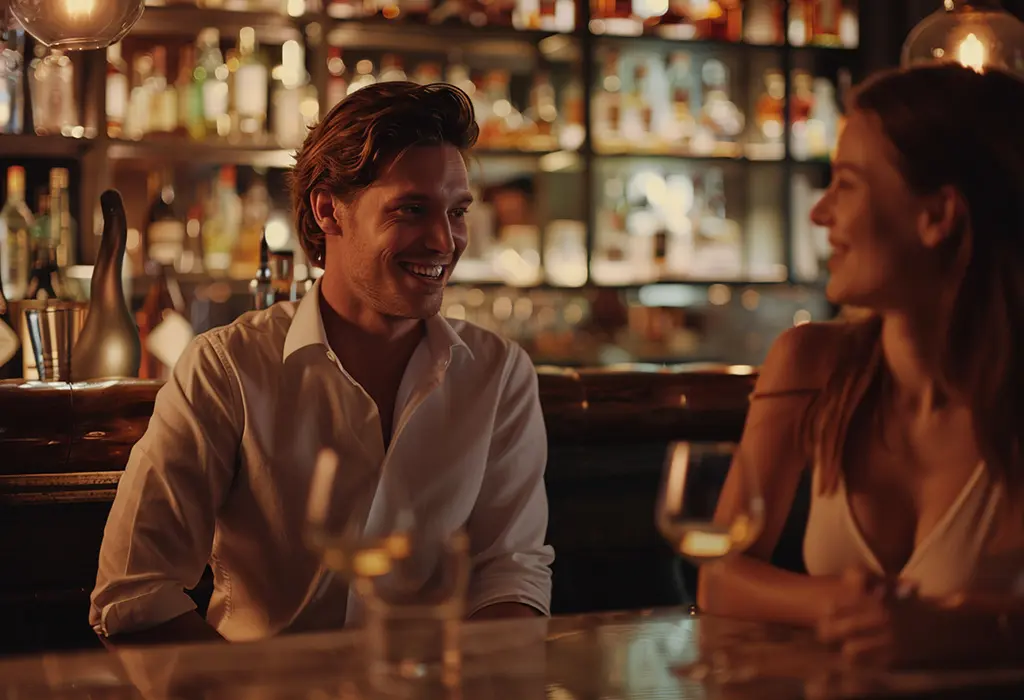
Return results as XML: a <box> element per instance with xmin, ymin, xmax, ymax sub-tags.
<box><xmin>0</xmin><ymin>364</ymin><xmax>757</xmax><ymax>482</ymax></box>
<box><xmin>1</xmin><ymin>610</ymin><xmax>1021</xmax><ymax>699</ymax></box>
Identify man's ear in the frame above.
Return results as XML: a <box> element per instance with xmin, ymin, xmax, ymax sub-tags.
<box><xmin>311</xmin><ymin>189</ymin><xmax>343</xmax><ymax>237</ymax></box>
<box><xmin>917</xmin><ymin>185</ymin><xmax>965</xmax><ymax>249</ymax></box>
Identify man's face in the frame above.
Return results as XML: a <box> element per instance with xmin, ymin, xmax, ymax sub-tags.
<box><xmin>324</xmin><ymin>144</ymin><xmax>472</xmax><ymax>320</ymax></box>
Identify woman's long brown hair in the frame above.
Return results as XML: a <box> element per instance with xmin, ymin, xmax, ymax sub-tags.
<box><xmin>803</xmin><ymin>64</ymin><xmax>1024</xmax><ymax>497</ymax></box>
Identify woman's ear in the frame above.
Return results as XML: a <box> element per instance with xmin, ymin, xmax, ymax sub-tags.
<box><xmin>311</xmin><ymin>189</ymin><xmax>343</xmax><ymax>237</ymax></box>
<box><xmin>917</xmin><ymin>185</ymin><xmax>966</xmax><ymax>249</ymax></box>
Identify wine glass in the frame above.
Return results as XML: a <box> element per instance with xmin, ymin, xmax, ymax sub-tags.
<box><xmin>655</xmin><ymin>441</ymin><xmax>765</xmax><ymax>683</ymax></box>
<box><xmin>305</xmin><ymin>448</ymin><xmax>469</xmax><ymax>697</ymax></box>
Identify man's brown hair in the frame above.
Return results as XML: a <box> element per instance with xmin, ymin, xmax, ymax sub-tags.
<box><xmin>289</xmin><ymin>81</ymin><xmax>479</xmax><ymax>268</ymax></box>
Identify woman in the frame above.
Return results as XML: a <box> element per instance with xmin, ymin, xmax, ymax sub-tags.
<box><xmin>701</xmin><ymin>63</ymin><xmax>1024</xmax><ymax>668</ymax></box>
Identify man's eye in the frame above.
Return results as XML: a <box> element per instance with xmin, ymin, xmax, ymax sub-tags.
<box><xmin>399</xmin><ymin>204</ymin><xmax>424</xmax><ymax>215</ymax></box>
<box><xmin>449</xmin><ymin>208</ymin><xmax>468</xmax><ymax>219</ymax></box>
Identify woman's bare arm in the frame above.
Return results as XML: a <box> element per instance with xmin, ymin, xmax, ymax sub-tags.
<box><xmin>697</xmin><ymin>323</ymin><xmax>855</xmax><ymax>626</ymax></box>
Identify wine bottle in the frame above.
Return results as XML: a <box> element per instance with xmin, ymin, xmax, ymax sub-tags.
<box><xmin>69</xmin><ymin>190</ymin><xmax>141</xmax><ymax>381</ymax></box>
<box><xmin>0</xmin><ymin>243</ymin><xmax>20</xmax><ymax>379</ymax></box>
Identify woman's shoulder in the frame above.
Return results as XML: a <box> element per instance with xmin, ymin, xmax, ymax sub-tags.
<box><xmin>756</xmin><ymin>317</ymin><xmax>878</xmax><ymax>397</ymax></box>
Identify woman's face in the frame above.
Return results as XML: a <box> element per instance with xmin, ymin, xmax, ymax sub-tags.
<box><xmin>811</xmin><ymin>110</ymin><xmax>947</xmax><ymax>312</ymax></box>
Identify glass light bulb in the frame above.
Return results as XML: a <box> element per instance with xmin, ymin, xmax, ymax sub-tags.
<box><xmin>901</xmin><ymin>0</ymin><xmax>1024</xmax><ymax>76</ymax></box>
<box><xmin>8</xmin><ymin>0</ymin><xmax>146</xmax><ymax>51</ymax></box>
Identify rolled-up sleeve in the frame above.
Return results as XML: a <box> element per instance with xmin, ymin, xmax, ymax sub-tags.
<box><xmin>466</xmin><ymin>343</ymin><xmax>554</xmax><ymax>616</ymax></box>
<box><xmin>90</xmin><ymin>335</ymin><xmax>242</xmax><ymax>637</ymax></box>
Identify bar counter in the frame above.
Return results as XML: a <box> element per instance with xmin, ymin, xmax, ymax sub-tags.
<box><xmin>2</xmin><ymin>609</ymin><xmax>1023</xmax><ymax>699</ymax></box>
<box><xmin>0</xmin><ymin>366</ymin><xmax>774</xmax><ymax>656</ymax></box>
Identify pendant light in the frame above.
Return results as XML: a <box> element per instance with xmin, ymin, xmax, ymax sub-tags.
<box><xmin>902</xmin><ymin>0</ymin><xmax>1024</xmax><ymax>76</ymax></box>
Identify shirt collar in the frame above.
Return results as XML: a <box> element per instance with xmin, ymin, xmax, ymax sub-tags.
<box><xmin>282</xmin><ymin>278</ymin><xmax>475</xmax><ymax>364</ymax></box>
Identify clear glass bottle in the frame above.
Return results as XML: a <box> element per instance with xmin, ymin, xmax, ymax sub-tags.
<box><xmin>0</xmin><ymin>166</ymin><xmax>33</xmax><ymax>301</ymax></box>
<box><xmin>272</xmin><ymin>39</ymin><xmax>318</xmax><ymax>148</ymax></box>
<box><xmin>47</xmin><ymin>167</ymin><xmax>76</xmax><ymax>269</ymax></box>
<box><xmin>203</xmin><ymin>165</ymin><xmax>242</xmax><ymax>274</ymax></box>
<box><xmin>106</xmin><ymin>42</ymin><xmax>129</xmax><ymax>138</ymax></box>
<box><xmin>29</xmin><ymin>48</ymin><xmax>76</xmax><ymax>136</ymax></box>
<box><xmin>234</xmin><ymin>27</ymin><xmax>269</xmax><ymax>141</ymax></box>
<box><xmin>144</xmin><ymin>169</ymin><xmax>185</xmax><ymax>268</ymax></box>
<box><xmin>147</xmin><ymin>45</ymin><xmax>178</xmax><ymax>136</ymax></box>
<box><xmin>196</xmin><ymin>28</ymin><xmax>229</xmax><ymax>139</ymax></box>
<box><xmin>0</xmin><ymin>22</ymin><xmax>26</xmax><ymax>135</ymax></box>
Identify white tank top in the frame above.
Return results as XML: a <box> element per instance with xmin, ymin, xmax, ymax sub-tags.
<box><xmin>803</xmin><ymin>461</ymin><xmax>1024</xmax><ymax>599</ymax></box>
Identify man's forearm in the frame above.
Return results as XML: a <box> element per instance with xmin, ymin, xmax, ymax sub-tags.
<box><xmin>470</xmin><ymin>602</ymin><xmax>543</xmax><ymax>621</ymax></box>
<box><xmin>100</xmin><ymin>611</ymin><xmax>225</xmax><ymax>649</ymax></box>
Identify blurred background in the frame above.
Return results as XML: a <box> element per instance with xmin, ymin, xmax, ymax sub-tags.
<box><xmin>1</xmin><ymin>0</ymin><xmax>1018</xmax><ymax>371</ymax></box>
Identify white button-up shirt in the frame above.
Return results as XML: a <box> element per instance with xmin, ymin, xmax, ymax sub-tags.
<box><xmin>90</xmin><ymin>280</ymin><xmax>553</xmax><ymax>642</ymax></box>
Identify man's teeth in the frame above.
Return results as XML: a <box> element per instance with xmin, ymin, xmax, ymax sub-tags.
<box><xmin>404</xmin><ymin>263</ymin><xmax>444</xmax><ymax>279</ymax></box>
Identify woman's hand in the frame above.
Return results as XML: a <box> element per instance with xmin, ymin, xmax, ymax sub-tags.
<box><xmin>817</xmin><ymin>578</ymin><xmax>966</xmax><ymax>669</ymax></box>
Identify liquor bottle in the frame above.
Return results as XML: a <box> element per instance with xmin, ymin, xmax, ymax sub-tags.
<box><xmin>273</xmin><ymin>40</ymin><xmax>307</xmax><ymax>148</ymax></box>
<box><xmin>271</xmin><ymin>250</ymin><xmax>296</xmax><ymax>303</ymax></box>
<box><xmin>663</xmin><ymin>51</ymin><xmax>696</xmax><ymax>149</ymax></box>
<box><xmin>621</xmin><ymin>63</ymin><xmax>653</xmax><ymax>147</ymax></box>
<box><xmin>125</xmin><ymin>52</ymin><xmax>153</xmax><ymax>140</ymax></box>
<box><xmin>251</xmin><ymin>232</ymin><xmax>273</xmax><ymax>310</ymax></box>
<box><xmin>196</xmin><ymin>28</ymin><xmax>229</xmax><ymax>139</ymax></box>
<box><xmin>29</xmin><ymin>48</ymin><xmax>76</xmax><ymax>136</ymax></box>
<box><xmin>144</xmin><ymin>169</ymin><xmax>185</xmax><ymax>269</ymax></box>
<box><xmin>744</xmin><ymin>0</ymin><xmax>783</xmax><ymax>45</ymax></box>
<box><xmin>235</xmin><ymin>27</ymin><xmax>269</xmax><ymax>141</ymax></box>
<box><xmin>106</xmin><ymin>42</ymin><xmax>129</xmax><ymax>138</ymax></box>
<box><xmin>752</xmin><ymin>69</ymin><xmax>785</xmax><ymax>159</ymax></box>
<box><xmin>0</xmin><ymin>244</ymin><xmax>19</xmax><ymax>378</ymax></box>
<box><xmin>325</xmin><ymin>48</ymin><xmax>348</xmax><ymax>110</ymax></box>
<box><xmin>70</xmin><ymin>190</ymin><xmax>142</xmax><ymax>381</ymax></box>
<box><xmin>48</xmin><ymin>168</ymin><xmax>76</xmax><ymax>269</ymax></box>
<box><xmin>0</xmin><ymin>166</ymin><xmax>33</xmax><ymax>301</ymax></box>
<box><xmin>148</xmin><ymin>46</ymin><xmax>178</xmax><ymax>136</ymax></box>
<box><xmin>232</xmin><ymin>173</ymin><xmax>270</xmax><ymax>278</ymax></box>
<box><xmin>203</xmin><ymin>165</ymin><xmax>242</xmax><ymax>274</ymax></box>
<box><xmin>592</xmin><ymin>49</ymin><xmax>622</xmax><ymax>149</ymax></box>
<box><xmin>176</xmin><ymin>44</ymin><xmax>203</xmax><ymax>140</ymax></box>
<box><xmin>789</xmin><ymin>70</ymin><xmax>814</xmax><ymax>159</ymax></box>
<box><xmin>806</xmin><ymin>77</ymin><xmax>839</xmax><ymax>159</ymax></box>
<box><xmin>811</xmin><ymin>0</ymin><xmax>842</xmax><ymax>46</ymax></box>
<box><xmin>0</xmin><ymin>22</ymin><xmax>26</xmax><ymax>135</ymax></box>
<box><xmin>788</xmin><ymin>0</ymin><xmax>811</xmax><ymax>46</ymax></box>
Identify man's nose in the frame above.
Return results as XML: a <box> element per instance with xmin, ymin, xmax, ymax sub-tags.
<box><xmin>424</xmin><ymin>214</ymin><xmax>455</xmax><ymax>255</ymax></box>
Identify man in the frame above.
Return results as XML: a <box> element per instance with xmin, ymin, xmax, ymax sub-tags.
<box><xmin>90</xmin><ymin>82</ymin><xmax>553</xmax><ymax>644</ymax></box>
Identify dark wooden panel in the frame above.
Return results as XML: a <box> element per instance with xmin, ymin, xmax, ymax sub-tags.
<box><xmin>0</xmin><ymin>380</ymin><xmax>73</xmax><ymax>474</ymax></box>
<box><xmin>69</xmin><ymin>380</ymin><xmax>161</xmax><ymax>473</ymax></box>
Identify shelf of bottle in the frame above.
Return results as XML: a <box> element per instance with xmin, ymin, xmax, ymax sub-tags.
<box><xmin>591</xmin><ymin>151</ymin><xmax>837</xmax><ymax>166</ymax></box>
<box><xmin>0</xmin><ymin>133</ymin><xmax>93</xmax><ymax>158</ymax></box>
<box><xmin>132</xmin><ymin>6</ymin><xmax>309</xmax><ymax>42</ymax></box>
<box><xmin>106</xmin><ymin>138</ymin><xmax>298</xmax><ymax>168</ymax></box>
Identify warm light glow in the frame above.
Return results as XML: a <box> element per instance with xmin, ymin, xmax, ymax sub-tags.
<box><xmin>63</xmin><ymin>0</ymin><xmax>96</xmax><ymax>19</ymax></box>
<box><xmin>957</xmin><ymin>32</ymin><xmax>987</xmax><ymax>71</ymax></box>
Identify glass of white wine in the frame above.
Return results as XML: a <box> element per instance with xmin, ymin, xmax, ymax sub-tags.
<box><xmin>655</xmin><ymin>441</ymin><xmax>765</xmax><ymax>682</ymax></box>
<box><xmin>305</xmin><ymin>448</ymin><xmax>469</xmax><ymax>697</ymax></box>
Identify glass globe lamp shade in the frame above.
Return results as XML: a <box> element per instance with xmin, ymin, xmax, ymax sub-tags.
<box><xmin>901</xmin><ymin>0</ymin><xmax>1024</xmax><ymax>77</ymax></box>
<box><xmin>7</xmin><ymin>0</ymin><xmax>146</xmax><ymax>50</ymax></box>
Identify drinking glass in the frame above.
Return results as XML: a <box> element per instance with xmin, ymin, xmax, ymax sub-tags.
<box><xmin>305</xmin><ymin>448</ymin><xmax>470</xmax><ymax>697</ymax></box>
<box><xmin>656</xmin><ymin>441</ymin><xmax>765</xmax><ymax>683</ymax></box>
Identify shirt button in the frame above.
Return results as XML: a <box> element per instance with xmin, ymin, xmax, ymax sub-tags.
<box><xmin>326</xmin><ymin>350</ymin><xmax>336</xmax><ymax>362</ymax></box>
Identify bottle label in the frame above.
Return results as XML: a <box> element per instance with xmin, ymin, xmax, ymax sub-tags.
<box><xmin>106</xmin><ymin>73</ymin><xmax>128</xmax><ymax>122</ymax></box>
<box><xmin>146</xmin><ymin>310</ymin><xmax>194</xmax><ymax>370</ymax></box>
<box><xmin>235</xmin><ymin>64</ymin><xmax>268</xmax><ymax>117</ymax></box>
<box><xmin>0</xmin><ymin>316</ymin><xmax>18</xmax><ymax>366</ymax></box>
